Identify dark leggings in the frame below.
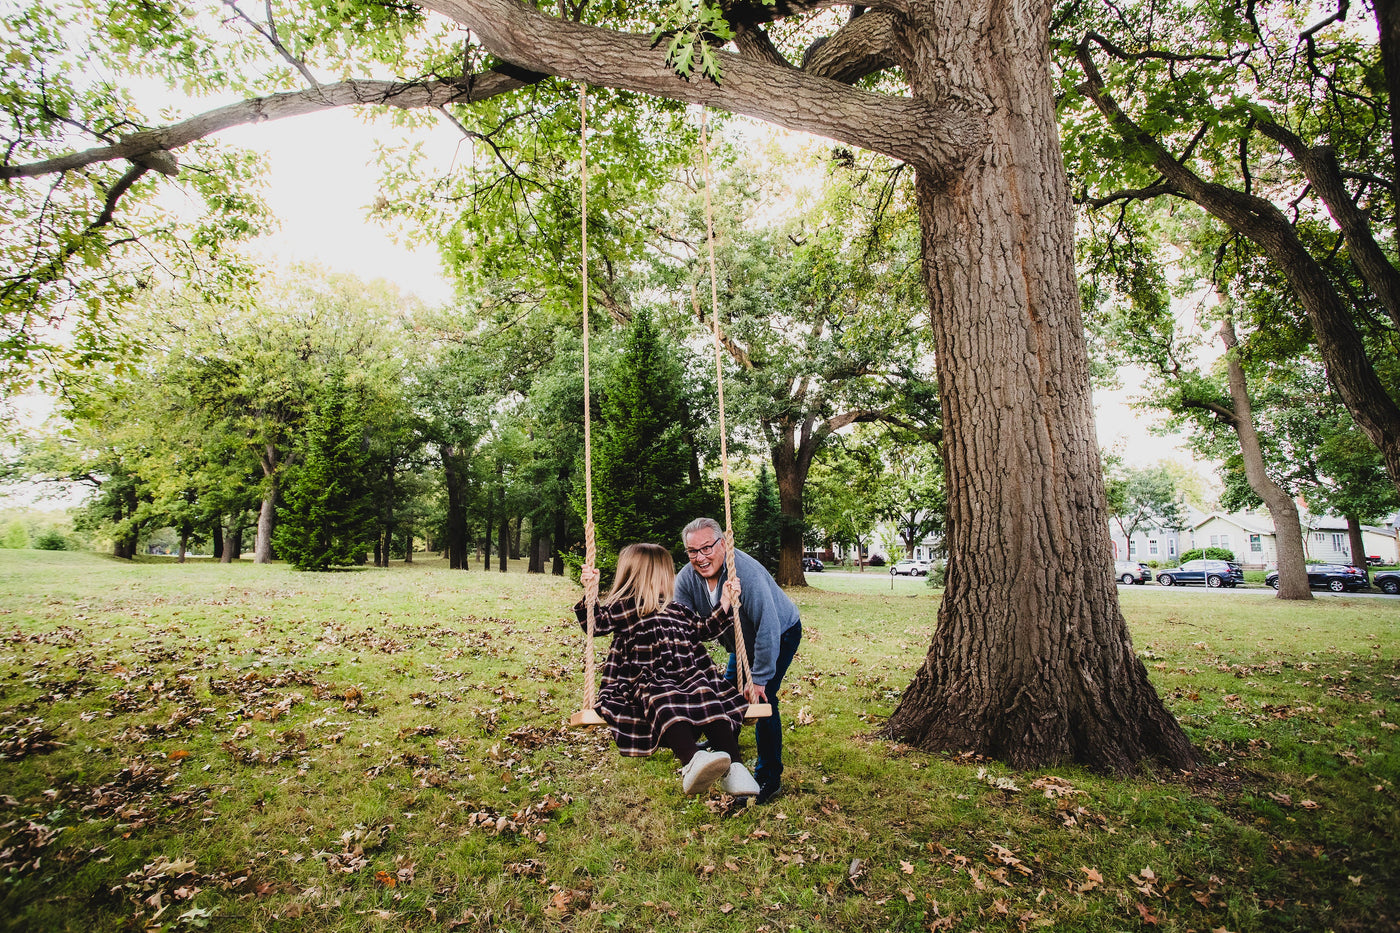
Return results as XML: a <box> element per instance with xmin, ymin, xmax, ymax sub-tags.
<box><xmin>659</xmin><ymin>719</ymin><xmax>741</xmax><ymax>765</ymax></box>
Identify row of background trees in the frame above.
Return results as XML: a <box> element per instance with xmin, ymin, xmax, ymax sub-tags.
<box><xmin>10</xmin><ymin>141</ymin><xmax>947</xmax><ymax>575</ymax></box>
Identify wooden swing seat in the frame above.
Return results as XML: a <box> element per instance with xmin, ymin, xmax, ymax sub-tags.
<box><xmin>569</xmin><ymin>707</ymin><xmax>608</xmax><ymax>727</ymax></box>
<box><xmin>743</xmin><ymin>702</ymin><xmax>772</xmax><ymax>722</ymax></box>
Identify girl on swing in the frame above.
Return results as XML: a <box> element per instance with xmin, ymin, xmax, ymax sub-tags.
<box><xmin>577</xmin><ymin>542</ymin><xmax>761</xmax><ymax>797</ymax></box>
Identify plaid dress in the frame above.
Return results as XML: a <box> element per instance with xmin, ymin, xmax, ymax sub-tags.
<box><xmin>575</xmin><ymin>595</ymin><xmax>746</xmax><ymax>756</ymax></box>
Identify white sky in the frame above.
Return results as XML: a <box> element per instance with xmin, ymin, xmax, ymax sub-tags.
<box><xmin>220</xmin><ymin>108</ymin><xmax>461</xmax><ymax>305</ymax></box>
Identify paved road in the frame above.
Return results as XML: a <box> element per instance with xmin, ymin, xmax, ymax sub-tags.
<box><xmin>1117</xmin><ymin>582</ymin><xmax>1399</xmax><ymax>599</ymax></box>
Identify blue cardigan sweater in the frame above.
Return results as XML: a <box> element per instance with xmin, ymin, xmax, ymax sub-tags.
<box><xmin>673</xmin><ymin>546</ymin><xmax>800</xmax><ymax>686</ymax></box>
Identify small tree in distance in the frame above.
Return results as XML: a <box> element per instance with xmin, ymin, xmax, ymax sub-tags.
<box><xmin>585</xmin><ymin>308</ymin><xmax>712</xmax><ymax>571</ymax></box>
<box><xmin>274</xmin><ymin>371</ymin><xmax>374</xmax><ymax>571</ymax></box>
<box><xmin>740</xmin><ymin>463</ymin><xmax>781</xmax><ymax>572</ymax></box>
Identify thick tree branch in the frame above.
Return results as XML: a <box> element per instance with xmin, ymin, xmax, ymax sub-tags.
<box><xmin>689</xmin><ymin>281</ymin><xmax>753</xmax><ymax>369</ymax></box>
<box><xmin>799</xmin><ymin>9</ymin><xmax>901</xmax><ymax>84</ymax></box>
<box><xmin>1256</xmin><ymin>119</ymin><xmax>1400</xmax><ymax>330</ymax></box>
<box><xmin>423</xmin><ymin>0</ymin><xmax>986</xmax><ymax>178</ymax></box>
<box><xmin>1175</xmin><ymin>395</ymin><xmax>1237</xmax><ymax>425</ymax></box>
<box><xmin>1</xmin><ymin>71</ymin><xmax>537</xmax><ymax>180</ymax></box>
<box><xmin>734</xmin><ymin>24</ymin><xmax>795</xmax><ymax>69</ymax></box>
<box><xmin>722</xmin><ymin>0</ymin><xmax>909</xmax><ymax>25</ymax></box>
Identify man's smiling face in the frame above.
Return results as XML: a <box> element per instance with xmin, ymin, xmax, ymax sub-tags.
<box><xmin>684</xmin><ymin>529</ymin><xmax>726</xmax><ymax>582</ymax></box>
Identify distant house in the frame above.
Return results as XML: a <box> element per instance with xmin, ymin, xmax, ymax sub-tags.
<box><xmin>1171</xmin><ymin>510</ymin><xmax>1399</xmax><ymax>568</ymax></box>
<box><xmin>1107</xmin><ymin>506</ymin><xmax>1200</xmax><ymax>566</ymax></box>
<box><xmin>1297</xmin><ymin>514</ymin><xmax>1400</xmax><ymax>566</ymax></box>
<box><xmin>1108</xmin><ymin>508</ymin><xmax>1400</xmax><ymax>568</ymax></box>
<box><xmin>1192</xmin><ymin>511</ymin><xmax>1280</xmax><ymax>567</ymax></box>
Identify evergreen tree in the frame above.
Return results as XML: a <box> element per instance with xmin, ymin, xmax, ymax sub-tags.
<box><xmin>274</xmin><ymin>372</ymin><xmax>374</xmax><ymax>571</ymax></box>
<box><xmin>585</xmin><ymin>309</ymin><xmax>706</xmax><ymax>570</ymax></box>
<box><xmin>740</xmin><ymin>463</ymin><xmax>782</xmax><ymax>572</ymax></box>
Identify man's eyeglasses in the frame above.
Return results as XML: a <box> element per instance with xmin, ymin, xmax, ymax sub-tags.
<box><xmin>685</xmin><ymin>537</ymin><xmax>723</xmax><ymax>559</ymax></box>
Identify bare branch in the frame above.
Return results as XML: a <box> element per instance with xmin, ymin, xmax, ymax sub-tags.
<box><xmin>1081</xmin><ymin>30</ymin><xmax>1229</xmax><ymax>66</ymax></box>
<box><xmin>220</xmin><ymin>0</ymin><xmax>323</xmax><ymax>88</ymax></box>
<box><xmin>1077</xmin><ymin>182</ymin><xmax>1176</xmax><ymax>208</ymax></box>
<box><xmin>1</xmin><ymin>71</ymin><xmax>538</xmax><ymax>180</ymax></box>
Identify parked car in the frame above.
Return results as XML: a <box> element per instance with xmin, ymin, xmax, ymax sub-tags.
<box><xmin>1156</xmin><ymin>559</ymin><xmax>1245</xmax><ymax>588</ymax></box>
<box><xmin>1114</xmin><ymin>560</ymin><xmax>1152</xmax><ymax>585</ymax></box>
<box><xmin>1373</xmin><ymin>570</ymin><xmax>1400</xmax><ymax>595</ymax></box>
<box><xmin>1265</xmin><ymin>563</ymin><xmax>1370</xmax><ymax>592</ymax></box>
<box><xmin>890</xmin><ymin>559</ymin><xmax>930</xmax><ymax>576</ymax></box>
<box><xmin>802</xmin><ymin>556</ymin><xmax>824</xmax><ymax>573</ymax></box>
<box><xmin>1366</xmin><ymin>555</ymin><xmax>1387</xmax><ymax>567</ymax></box>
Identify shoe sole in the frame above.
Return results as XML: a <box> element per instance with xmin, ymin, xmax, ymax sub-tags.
<box><xmin>682</xmin><ymin>754</ymin><xmax>732</xmax><ymax>795</ymax></box>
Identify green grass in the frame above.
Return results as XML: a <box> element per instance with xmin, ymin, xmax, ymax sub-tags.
<box><xmin>0</xmin><ymin>549</ymin><xmax>1396</xmax><ymax>932</ymax></box>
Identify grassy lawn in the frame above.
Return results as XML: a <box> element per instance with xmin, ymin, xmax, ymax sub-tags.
<box><xmin>0</xmin><ymin>550</ymin><xmax>1396</xmax><ymax>932</ymax></box>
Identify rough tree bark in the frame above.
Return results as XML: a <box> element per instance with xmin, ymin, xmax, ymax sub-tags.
<box><xmin>877</xmin><ymin>0</ymin><xmax>1197</xmax><ymax>771</ymax></box>
<box><xmin>1346</xmin><ymin>516</ymin><xmax>1367</xmax><ymax>569</ymax></box>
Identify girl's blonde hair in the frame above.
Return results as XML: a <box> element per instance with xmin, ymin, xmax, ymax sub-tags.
<box><xmin>605</xmin><ymin>543</ymin><xmax>676</xmax><ymax>616</ymax></box>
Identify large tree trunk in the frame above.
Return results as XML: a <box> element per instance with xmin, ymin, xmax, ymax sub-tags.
<box><xmin>211</xmin><ymin>522</ymin><xmax>223</xmax><ymax>561</ymax></box>
<box><xmin>221</xmin><ymin>521</ymin><xmax>243</xmax><ymax>563</ymax></box>
<box><xmin>254</xmin><ymin>443</ymin><xmax>278</xmax><ymax>564</ymax></box>
<box><xmin>882</xmin><ymin>0</ymin><xmax>1196</xmax><ymax>773</ymax></box>
<box><xmin>1219</xmin><ymin>316</ymin><xmax>1311</xmax><ymax>599</ymax></box>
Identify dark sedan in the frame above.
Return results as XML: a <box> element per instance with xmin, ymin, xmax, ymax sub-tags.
<box><xmin>1374</xmin><ymin>571</ymin><xmax>1400</xmax><ymax>595</ymax></box>
<box><xmin>1156</xmin><ymin>559</ymin><xmax>1245</xmax><ymax>588</ymax></box>
<box><xmin>1267</xmin><ymin>563</ymin><xmax>1371</xmax><ymax>592</ymax></box>
<box><xmin>802</xmin><ymin>557</ymin><xmax>824</xmax><ymax>573</ymax></box>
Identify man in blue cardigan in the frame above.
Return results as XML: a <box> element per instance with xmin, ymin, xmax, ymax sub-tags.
<box><xmin>674</xmin><ymin>517</ymin><xmax>803</xmax><ymax>804</ymax></box>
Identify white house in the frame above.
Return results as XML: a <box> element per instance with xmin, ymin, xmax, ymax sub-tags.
<box><xmin>1117</xmin><ymin>509</ymin><xmax>1400</xmax><ymax>569</ymax></box>
<box><xmin>1107</xmin><ymin>506</ymin><xmax>1201</xmax><ymax>566</ymax></box>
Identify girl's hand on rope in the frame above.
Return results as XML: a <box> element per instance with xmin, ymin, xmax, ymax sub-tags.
<box><xmin>581</xmin><ymin>567</ymin><xmax>600</xmax><ymax>590</ymax></box>
<box><xmin>745</xmin><ymin>684</ymin><xmax>767</xmax><ymax>703</ymax></box>
<box><xmin>720</xmin><ymin>578</ymin><xmax>741</xmax><ymax>612</ymax></box>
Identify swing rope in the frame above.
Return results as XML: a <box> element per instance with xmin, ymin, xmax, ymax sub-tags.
<box><xmin>700</xmin><ymin>108</ymin><xmax>769</xmax><ymax>721</ymax></box>
<box><xmin>572</xmin><ymin>99</ymin><xmax>767</xmax><ymax>725</ymax></box>
<box><xmin>571</xmin><ymin>83</ymin><xmax>605</xmax><ymax>728</ymax></box>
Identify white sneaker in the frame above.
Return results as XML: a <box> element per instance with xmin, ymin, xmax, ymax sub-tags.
<box><xmin>721</xmin><ymin>762</ymin><xmax>760</xmax><ymax>796</ymax></box>
<box><xmin>680</xmin><ymin>750</ymin><xmax>732</xmax><ymax>795</ymax></box>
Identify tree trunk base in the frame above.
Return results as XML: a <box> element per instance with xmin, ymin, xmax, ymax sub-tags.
<box><xmin>882</xmin><ymin>645</ymin><xmax>1198</xmax><ymax>775</ymax></box>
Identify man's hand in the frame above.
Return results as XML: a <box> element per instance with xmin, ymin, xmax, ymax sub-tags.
<box><xmin>745</xmin><ymin>684</ymin><xmax>767</xmax><ymax>704</ymax></box>
<box><xmin>720</xmin><ymin>577</ymin><xmax>741</xmax><ymax>611</ymax></box>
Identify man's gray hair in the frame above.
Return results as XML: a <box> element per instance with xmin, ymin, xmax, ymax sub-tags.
<box><xmin>682</xmin><ymin>517</ymin><xmax>723</xmax><ymax>545</ymax></box>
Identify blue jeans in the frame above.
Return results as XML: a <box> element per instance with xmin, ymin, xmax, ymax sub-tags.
<box><xmin>727</xmin><ymin>619</ymin><xmax>802</xmax><ymax>790</ymax></box>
